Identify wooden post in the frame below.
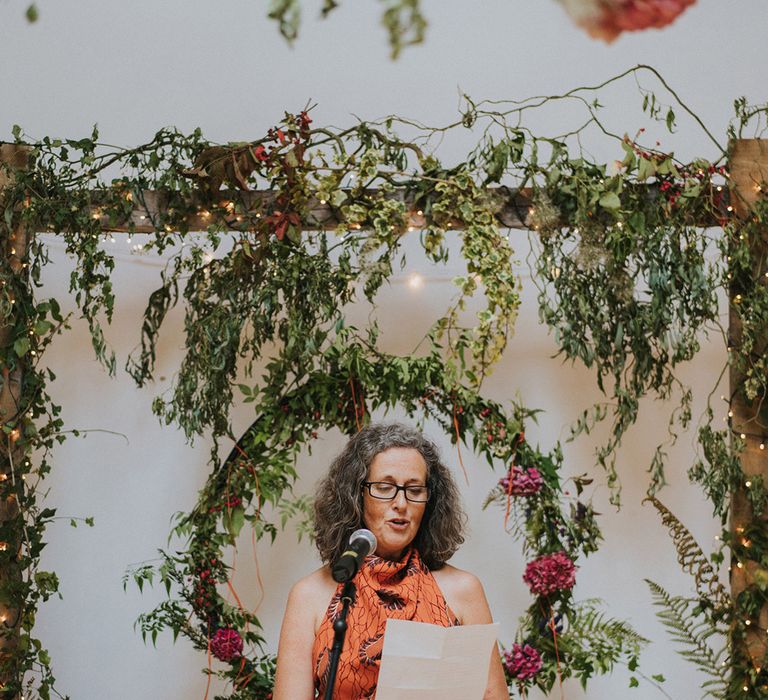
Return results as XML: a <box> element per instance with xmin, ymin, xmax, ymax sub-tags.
<box><xmin>0</xmin><ymin>143</ymin><xmax>32</xmax><ymax>698</ymax></box>
<box><xmin>728</xmin><ymin>139</ymin><xmax>768</xmax><ymax>673</ymax></box>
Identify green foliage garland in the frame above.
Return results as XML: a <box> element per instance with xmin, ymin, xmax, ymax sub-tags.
<box><xmin>2</xmin><ymin>66</ymin><xmax>768</xmax><ymax>698</ymax></box>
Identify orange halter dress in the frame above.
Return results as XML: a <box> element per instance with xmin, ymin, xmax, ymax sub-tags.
<box><xmin>312</xmin><ymin>547</ymin><xmax>459</xmax><ymax>699</ymax></box>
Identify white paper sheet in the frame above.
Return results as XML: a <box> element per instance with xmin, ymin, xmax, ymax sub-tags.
<box><xmin>375</xmin><ymin>619</ymin><xmax>500</xmax><ymax>700</ymax></box>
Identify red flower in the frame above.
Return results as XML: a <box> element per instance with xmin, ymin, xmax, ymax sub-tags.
<box><xmin>499</xmin><ymin>465</ymin><xmax>543</xmax><ymax>496</ymax></box>
<box><xmin>503</xmin><ymin>643</ymin><xmax>542</xmax><ymax>681</ymax></box>
<box><xmin>210</xmin><ymin>628</ymin><xmax>244</xmax><ymax>662</ymax></box>
<box><xmin>523</xmin><ymin>551</ymin><xmax>577</xmax><ymax>597</ymax></box>
<box><xmin>252</xmin><ymin>144</ymin><xmax>269</xmax><ymax>162</ymax></box>
<box><xmin>561</xmin><ymin>0</ymin><xmax>697</xmax><ymax>42</ymax></box>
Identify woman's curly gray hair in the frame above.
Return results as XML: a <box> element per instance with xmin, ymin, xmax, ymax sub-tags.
<box><xmin>313</xmin><ymin>422</ymin><xmax>466</xmax><ymax>570</ymax></box>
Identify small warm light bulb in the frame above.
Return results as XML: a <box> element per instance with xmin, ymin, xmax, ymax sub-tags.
<box><xmin>737</xmin><ymin>561</ymin><xmax>744</xmax><ymax>568</ymax></box>
<box><xmin>319</xmin><ymin>199</ymin><xmax>326</xmax><ymax>205</ymax></box>
<box><xmin>745</xmin><ymin>480</ymin><xmax>752</xmax><ymax>488</ymax></box>
<box><xmin>416</xmin><ymin>210</ymin><xmax>423</xmax><ymax>217</ymax></box>
<box><xmin>728</xmin><ymin>410</ymin><xmax>733</xmax><ymax>417</ymax></box>
<box><xmin>0</xmin><ymin>543</ymin><xmax>7</xmax><ymax>551</ymax></box>
<box><xmin>0</xmin><ymin>474</ymin><xmax>7</xmax><ymax>482</ymax></box>
<box><xmin>740</xmin><ymin>433</ymin><xmax>747</xmax><ymax>440</ymax></box>
<box><xmin>407</xmin><ymin>272</ymin><xmax>424</xmax><ymax>291</ymax></box>
<box><xmin>9</xmin><ymin>429</ymin><xmax>20</xmax><ymax>442</ymax></box>
<box><xmin>745</xmin><ymin>619</ymin><xmax>752</xmax><ymax>626</ymax></box>
<box><xmin>760</xmin><ymin>443</ymin><xmax>765</xmax><ymax>450</ymax></box>
<box><xmin>727</xmin><ymin>205</ymin><xmax>734</xmax><ymax>212</ymax></box>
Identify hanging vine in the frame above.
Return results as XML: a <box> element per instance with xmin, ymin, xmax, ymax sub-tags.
<box><xmin>2</xmin><ymin>65</ymin><xmax>768</xmax><ymax>698</ymax></box>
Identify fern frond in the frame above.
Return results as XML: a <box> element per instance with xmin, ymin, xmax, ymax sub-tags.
<box><xmin>645</xmin><ymin>579</ymin><xmax>729</xmax><ymax>699</ymax></box>
<box><xmin>569</xmin><ymin>598</ymin><xmax>649</xmax><ymax>652</ymax></box>
<box><xmin>645</xmin><ymin>497</ymin><xmax>729</xmax><ymax>607</ymax></box>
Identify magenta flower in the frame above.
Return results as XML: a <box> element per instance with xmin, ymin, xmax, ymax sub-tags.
<box><xmin>499</xmin><ymin>465</ymin><xmax>543</xmax><ymax>496</ymax></box>
<box><xmin>523</xmin><ymin>551</ymin><xmax>577</xmax><ymax>597</ymax></box>
<box><xmin>559</xmin><ymin>0</ymin><xmax>696</xmax><ymax>43</ymax></box>
<box><xmin>503</xmin><ymin>643</ymin><xmax>543</xmax><ymax>681</ymax></box>
<box><xmin>210</xmin><ymin>627</ymin><xmax>244</xmax><ymax>662</ymax></box>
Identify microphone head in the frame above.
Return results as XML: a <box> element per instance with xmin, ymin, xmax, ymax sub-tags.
<box><xmin>350</xmin><ymin>528</ymin><xmax>377</xmax><ymax>556</ymax></box>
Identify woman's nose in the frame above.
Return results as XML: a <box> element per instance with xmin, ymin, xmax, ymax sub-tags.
<box><xmin>392</xmin><ymin>490</ymin><xmax>408</xmax><ymax>508</ymax></box>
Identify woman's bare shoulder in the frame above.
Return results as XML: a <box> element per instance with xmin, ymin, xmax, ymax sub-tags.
<box><xmin>289</xmin><ymin>565</ymin><xmax>338</xmax><ymax>602</ymax></box>
<box><xmin>431</xmin><ymin>563</ymin><xmax>491</xmax><ymax>625</ymax></box>
<box><xmin>432</xmin><ymin>563</ymin><xmax>484</xmax><ymax>597</ymax></box>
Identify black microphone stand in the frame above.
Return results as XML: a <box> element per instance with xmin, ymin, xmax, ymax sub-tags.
<box><xmin>323</xmin><ymin>580</ymin><xmax>356</xmax><ymax>700</ymax></box>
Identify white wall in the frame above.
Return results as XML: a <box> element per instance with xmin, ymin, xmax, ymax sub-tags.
<box><xmin>1</xmin><ymin>1</ymin><xmax>765</xmax><ymax>698</ymax></box>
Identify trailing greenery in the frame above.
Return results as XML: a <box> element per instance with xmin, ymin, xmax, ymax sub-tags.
<box><xmin>0</xmin><ymin>153</ymin><xmax>75</xmax><ymax>698</ymax></box>
<box><xmin>2</xmin><ymin>66</ymin><xmax>768</xmax><ymax>698</ymax></box>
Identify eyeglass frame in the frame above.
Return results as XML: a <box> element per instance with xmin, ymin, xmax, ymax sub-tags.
<box><xmin>361</xmin><ymin>481</ymin><xmax>431</xmax><ymax>503</ymax></box>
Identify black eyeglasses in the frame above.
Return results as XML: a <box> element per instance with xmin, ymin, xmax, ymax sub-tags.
<box><xmin>362</xmin><ymin>481</ymin><xmax>430</xmax><ymax>502</ymax></box>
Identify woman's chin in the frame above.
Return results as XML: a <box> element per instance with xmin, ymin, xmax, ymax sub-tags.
<box><xmin>376</xmin><ymin>536</ymin><xmax>414</xmax><ymax>560</ymax></box>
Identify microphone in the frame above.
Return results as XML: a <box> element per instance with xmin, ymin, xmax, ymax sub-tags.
<box><xmin>331</xmin><ymin>529</ymin><xmax>377</xmax><ymax>583</ymax></box>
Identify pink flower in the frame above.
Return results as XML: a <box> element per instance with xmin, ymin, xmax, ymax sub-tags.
<box><xmin>499</xmin><ymin>466</ymin><xmax>543</xmax><ymax>496</ymax></box>
<box><xmin>560</xmin><ymin>0</ymin><xmax>696</xmax><ymax>42</ymax></box>
<box><xmin>503</xmin><ymin>643</ymin><xmax>543</xmax><ymax>681</ymax></box>
<box><xmin>210</xmin><ymin>627</ymin><xmax>244</xmax><ymax>662</ymax></box>
<box><xmin>523</xmin><ymin>551</ymin><xmax>577</xmax><ymax>597</ymax></box>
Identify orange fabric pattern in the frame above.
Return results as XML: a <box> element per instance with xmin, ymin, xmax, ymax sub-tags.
<box><xmin>312</xmin><ymin>548</ymin><xmax>458</xmax><ymax>699</ymax></box>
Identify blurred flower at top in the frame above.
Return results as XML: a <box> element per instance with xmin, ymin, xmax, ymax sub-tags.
<box><xmin>559</xmin><ymin>0</ymin><xmax>697</xmax><ymax>42</ymax></box>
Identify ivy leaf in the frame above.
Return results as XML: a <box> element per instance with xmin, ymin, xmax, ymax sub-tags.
<box><xmin>34</xmin><ymin>319</ymin><xmax>53</xmax><ymax>335</ymax></box>
<box><xmin>651</xmin><ymin>674</ymin><xmax>666</xmax><ymax>683</ymax></box>
<box><xmin>25</xmin><ymin>4</ymin><xmax>38</xmax><ymax>22</ymax></box>
<box><xmin>629</xmin><ymin>676</ymin><xmax>639</xmax><ymax>688</ymax></box>
<box><xmin>13</xmin><ymin>337</ymin><xmax>30</xmax><ymax>358</ymax></box>
<box><xmin>226</xmin><ymin>506</ymin><xmax>246</xmax><ymax>539</ymax></box>
<box><xmin>598</xmin><ymin>192</ymin><xmax>621</xmax><ymax>210</ymax></box>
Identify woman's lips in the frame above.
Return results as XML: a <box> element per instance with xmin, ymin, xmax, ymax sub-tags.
<box><xmin>386</xmin><ymin>519</ymin><xmax>409</xmax><ymax>530</ymax></box>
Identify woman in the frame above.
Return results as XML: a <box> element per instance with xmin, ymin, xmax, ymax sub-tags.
<box><xmin>273</xmin><ymin>422</ymin><xmax>508</xmax><ymax>699</ymax></box>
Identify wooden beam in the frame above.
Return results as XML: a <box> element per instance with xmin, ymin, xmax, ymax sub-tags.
<box><xmin>56</xmin><ymin>183</ymin><xmax>730</xmax><ymax>235</ymax></box>
<box><xmin>728</xmin><ymin>138</ymin><xmax>768</xmax><ymax>669</ymax></box>
<box><xmin>78</xmin><ymin>186</ymin><xmax>534</xmax><ymax>233</ymax></box>
<box><xmin>0</xmin><ymin>143</ymin><xmax>32</xmax><ymax>699</ymax></box>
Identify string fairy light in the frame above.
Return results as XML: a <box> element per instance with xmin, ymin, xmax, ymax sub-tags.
<box><xmin>407</xmin><ymin>272</ymin><xmax>424</xmax><ymax>291</ymax></box>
